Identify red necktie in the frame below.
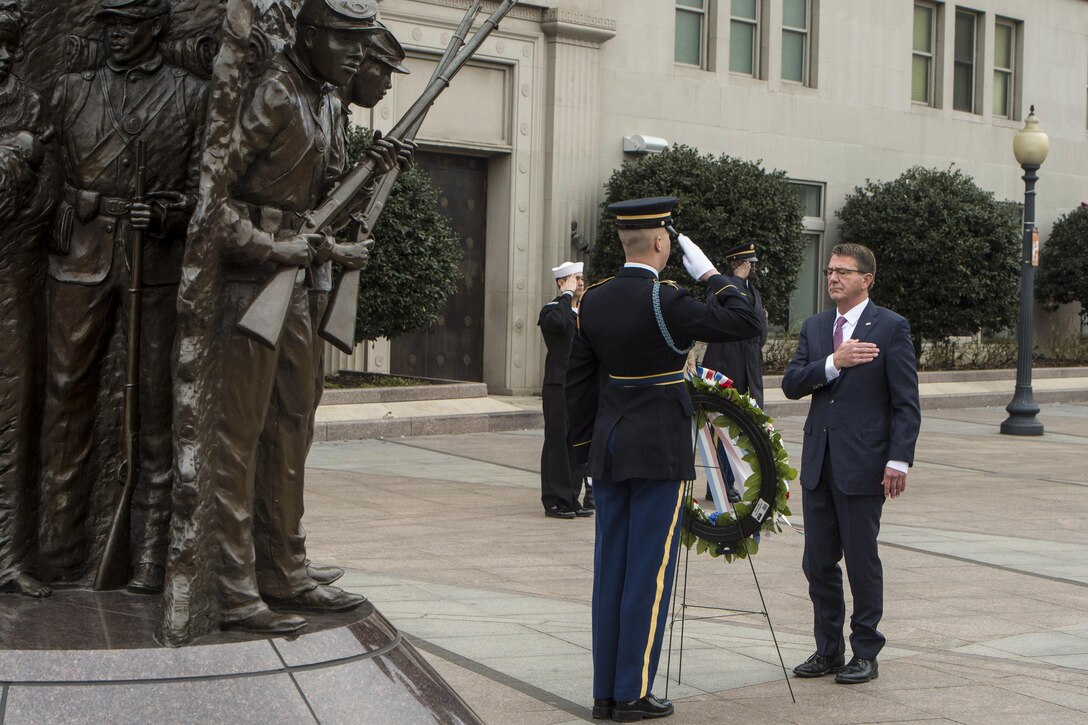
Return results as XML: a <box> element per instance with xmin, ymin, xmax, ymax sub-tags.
<box><xmin>834</xmin><ymin>316</ymin><xmax>847</xmax><ymax>351</ymax></box>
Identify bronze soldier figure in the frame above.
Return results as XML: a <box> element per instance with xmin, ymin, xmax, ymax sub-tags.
<box><xmin>213</xmin><ymin>0</ymin><xmax>395</xmax><ymax>635</ymax></box>
<box><xmin>0</xmin><ymin>0</ymin><xmax>53</xmax><ymax>598</ymax></box>
<box><xmin>301</xmin><ymin>21</ymin><xmax>413</xmax><ymax>588</ymax></box>
<box><xmin>38</xmin><ymin>0</ymin><xmax>207</xmax><ymax>591</ymax></box>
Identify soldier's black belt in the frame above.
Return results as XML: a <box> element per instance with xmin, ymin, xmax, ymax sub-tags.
<box><xmin>607</xmin><ymin>370</ymin><xmax>686</xmax><ymax>388</ymax></box>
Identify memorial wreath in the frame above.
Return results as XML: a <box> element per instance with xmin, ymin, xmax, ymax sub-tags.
<box><xmin>680</xmin><ymin>373</ymin><xmax>796</xmax><ymax>563</ymax></box>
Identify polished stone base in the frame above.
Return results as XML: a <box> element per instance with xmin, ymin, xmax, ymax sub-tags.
<box><xmin>0</xmin><ymin>589</ymin><xmax>481</xmax><ymax>724</ymax></box>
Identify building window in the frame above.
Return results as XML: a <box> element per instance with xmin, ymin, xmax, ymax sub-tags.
<box><xmin>676</xmin><ymin>0</ymin><xmax>710</xmax><ymax>67</ymax></box>
<box><xmin>781</xmin><ymin>0</ymin><xmax>811</xmax><ymax>84</ymax></box>
<box><xmin>787</xmin><ymin>181</ymin><xmax>825</xmax><ymax>332</ymax></box>
<box><xmin>953</xmin><ymin>10</ymin><xmax>979</xmax><ymax>113</ymax></box>
<box><xmin>993</xmin><ymin>18</ymin><xmax>1017</xmax><ymax>118</ymax></box>
<box><xmin>730</xmin><ymin>0</ymin><xmax>759</xmax><ymax>75</ymax></box>
<box><xmin>912</xmin><ymin>2</ymin><xmax>937</xmax><ymax>105</ymax></box>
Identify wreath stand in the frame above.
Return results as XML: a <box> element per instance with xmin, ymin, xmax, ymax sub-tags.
<box><xmin>662</xmin><ymin>392</ymin><xmax>796</xmax><ymax>704</ymax></box>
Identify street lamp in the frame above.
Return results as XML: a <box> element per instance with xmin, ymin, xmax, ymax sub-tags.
<box><xmin>1001</xmin><ymin>106</ymin><xmax>1049</xmax><ymax>436</ymax></box>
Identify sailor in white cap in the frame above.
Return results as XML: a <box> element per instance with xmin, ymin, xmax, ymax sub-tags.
<box><xmin>537</xmin><ymin>261</ymin><xmax>590</xmax><ymax>519</ymax></box>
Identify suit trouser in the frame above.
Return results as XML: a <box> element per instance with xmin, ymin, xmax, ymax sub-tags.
<box><xmin>801</xmin><ymin>450</ymin><xmax>886</xmax><ymax>660</ymax></box>
<box><xmin>38</xmin><ymin>266</ymin><xmax>176</xmax><ymax>579</ymax></box>
<box><xmin>592</xmin><ymin>433</ymin><xmax>685</xmax><ymax>701</ymax></box>
<box><xmin>540</xmin><ymin>383</ymin><xmax>580</xmax><ymax>511</ymax></box>
<box><xmin>217</xmin><ymin>280</ymin><xmax>315</xmax><ymax>620</ymax></box>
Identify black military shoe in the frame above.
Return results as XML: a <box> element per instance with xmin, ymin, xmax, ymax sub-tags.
<box><xmin>591</xmin><ymin>698</ymin><xmax>614</xmax><ymax>719</ymax></box>
<box><xmin>545</xmin><ymin>505</ymin><xmax>576</xmax><ymax>519</ymax></box>
<box><xmin>573</xmin><ymin>506</ymin><xmax>594</xmax><ymax>518</ymax></box>
<box><xmin>267</xmin><ymin>585</ymin><xmax>365</xmax><ymax>613</ymax></box>
<box><xmin>792</xmin><ymin>651</ymin><xmax>845</xmax><ymax>678</ymax></box>
<box><xmin>612</xmin><ymin>694</ymin><xmax>673</xmax><ymax>722</ymax></box>
<box><xmin>835</xmin><ymin>657</ymin><xmax>878</xmax><ymax>684</ymax></box>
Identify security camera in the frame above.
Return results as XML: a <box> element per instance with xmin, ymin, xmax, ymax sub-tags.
<box><xmin>622</xmin><ymin>135</ymin><xmax>669</xmax><ymax>155</ymax></box>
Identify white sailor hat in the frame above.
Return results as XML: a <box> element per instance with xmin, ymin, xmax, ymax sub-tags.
<box><xmin>552</xmin><ymin>261</ymin><xmax>583</xmax><ymax>279</ymax></box>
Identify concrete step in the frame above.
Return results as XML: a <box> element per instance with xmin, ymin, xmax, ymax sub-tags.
<box><xmin>315</xmin><ymin>368</ymin><xmax>1088</xmax><ymax>440</ymax></box>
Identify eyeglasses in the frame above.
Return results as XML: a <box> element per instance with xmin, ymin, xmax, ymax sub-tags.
<box><xmin>823</xmin><ymin>267</ymin><xmax>863</xmax><ymax>278</ymax></box>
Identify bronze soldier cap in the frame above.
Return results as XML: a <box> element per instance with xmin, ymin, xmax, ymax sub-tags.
<box><xmin>94</xmin><ymin>0</ymin><xmax>170</xmax><ymax>20</ymax></box>
<box><xmin>297</xmin><ymin>0</ymin><xmax>380</xmax><ymax>31</ymax></box>
<box><xmin>369</xmin><ymin>22</ymin><xmax>410</xmax><ymax>74</ymax></box>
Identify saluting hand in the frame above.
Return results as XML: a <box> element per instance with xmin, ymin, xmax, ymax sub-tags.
<box><xmin>833</xmin><ymin>339</ymin><xmax>879</xmax><ymax>369</ymax></box>
<box><xmin>558</xmin><ymin>275</ymin><xmax>579</xmax><ymax>295</ymax></box>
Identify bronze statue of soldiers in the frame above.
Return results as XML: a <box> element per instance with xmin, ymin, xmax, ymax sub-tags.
<box><xmin>0</xmin><ymin>0</ymin><xmax>53</xmax><ymax>598</ymax></box>
<box><xmin>213</xmin><ymin>0</ymin><xmax>402</xmax><ymax>635</ymax></box>
<box><xmin>38</xmin><ymin>0</ymin><xmax>208</xmax><ymax>591</ymax></box>
<box><xmin>297</xmin><ymin>20</ymin><xmax>413</xmax><ymax>589</ymax></box>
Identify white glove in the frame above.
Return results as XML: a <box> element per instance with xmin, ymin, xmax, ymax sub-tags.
<box><xmin>678</xmin><ymin>234</ymin><xmax>715</xmax><ymax>281</ymax></box>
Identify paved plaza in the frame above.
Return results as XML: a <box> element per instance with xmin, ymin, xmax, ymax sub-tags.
<box><xmin>302</xmin><ymin>402</ymin><xmax>1088</xmax><ymax>724</ymax></box>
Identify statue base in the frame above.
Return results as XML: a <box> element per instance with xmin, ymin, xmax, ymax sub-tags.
<box><xmin>0</xmin><ymin>589</ymin><xmax>481</xmax><ymax>723</ymax></box>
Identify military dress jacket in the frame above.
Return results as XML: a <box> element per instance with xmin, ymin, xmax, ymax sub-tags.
<box><xmin>223</xmin><ymin>49</ymin><xmax>349</xmax><ymax>290</ymax></box>
<box><xmin>702</xmin><ymin>280</ymin><xmax>767</xmax><ymax>406</ymax></box>
<box><xmin>49</xmin><ymin>55</ymin><xmax>207</xmax><ymax>286</ymax></box>
<box><xmin>538</xmin><ymin>291</ymin><xmax>576</xmax><ymax>386</ymax></box>
<box><xmin>566</xmin><ymin>266</ymin><xmax>763</xmax><ymax>483</ymax></box>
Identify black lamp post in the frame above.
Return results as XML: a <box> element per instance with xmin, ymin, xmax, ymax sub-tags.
<box><xmin>1001</xmin><ymin>106</ymin><xmax>1049</xmax><ymax>436</ymax></box>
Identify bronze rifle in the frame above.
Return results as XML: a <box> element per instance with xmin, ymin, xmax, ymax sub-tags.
<box><xmin>318</xmin><ymin>0</ymin><xmax>484</xmax><ymax>353</ymax></box>
<box><xmin>95</xmin><ymin>139</ymin><xmax>147</xmax><ymax>590</ymax></box>
<box><xmin>237</xmin><ymin>0</ymin><xmax>519</xmax><ymax>350</ymax></box>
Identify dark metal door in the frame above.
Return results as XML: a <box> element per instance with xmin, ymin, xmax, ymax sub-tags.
<box><xmin>391</xmin><ymin>152</ymin><xmax>488</xmax><ymax>382</ymax></box>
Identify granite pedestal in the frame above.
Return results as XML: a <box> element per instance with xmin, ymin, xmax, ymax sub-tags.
<box><xmin>0</xmin><ymin>589</ymin><xmax>481</xmax><ymax>724</ymax></box>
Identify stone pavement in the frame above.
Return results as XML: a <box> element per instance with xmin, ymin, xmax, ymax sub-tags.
<box><xmin>301</xmin><ymin>401</ymin><xmax>1088</xmax><ymax>724</ymax></box>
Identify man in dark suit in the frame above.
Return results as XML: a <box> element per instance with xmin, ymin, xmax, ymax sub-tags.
<box><xmin>782</xmin><ymin>243</ymin><xmax>921</xmax><ymax>685</ymax></box>
<box><xmin>538</xmin><ymin>261</ymin><xmax>590</xmax><ymax>519</ymax></box>
<box><xmin>567</xmin><ymin>197</ymin><xmax>762</xmax><ymax>721</ymax></box>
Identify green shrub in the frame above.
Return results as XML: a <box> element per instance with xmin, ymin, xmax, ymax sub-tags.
<box><xmin>345</xmin><ymin>126</ymin><xmax>463</xmax><ymax>342</ymax></box>
<box><xmin>1037</xmin><ymin>204</ymin><xmax>1088</xmax><ymax>325</ymax></box>
<box><xmin>837</xmin><ymin>166</ymin><xmax>1020</xmax><ymax>352</ymax></box>
<box><xmin>590</xmin><ymin>145</ymin><xmax>806</xmax><ymax>326</ymax></box>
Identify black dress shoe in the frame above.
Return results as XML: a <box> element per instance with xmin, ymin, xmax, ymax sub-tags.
<box><xmin>574</xmin><ymin>506</ymin><xmax>594</xmax><ymax>517</ymax></box>
<box><xmin>126</xmin><ymin>563</ymin><xmax>164</xmax><ymax>594</ymax></box>
<box><xmin>613</xmin><ymin>694</ymin><xmax>673</xmax><ymax>722</ymax></box>
<box><xmin>306</xmin><ymin>562</ymin><xmax>344</xmax><ymax>586</ymax></box>
<box><xmin>792</xmin><ymin>651</ymin><xmax>845</xmax><ymax>678</ymax></box>
<box><xmin>266</xmin><ymin>584</ymin><xmax>366</xmax><ymax>612</ymax></box>
<box><xmin>591</xmin><ymin>698</ymin><xmax>614</xmax><ymax>719</ymax></box>
<box><xmin>835</xmin><ymin>657</ymin><xmax>878</xmax><ymax>684</ymax></box>
<box><xmin>545</xmin><ymin>506</ymin><xmax>576</xmax><ymax>519</ymax></box>
<box><xmin>223</xmin><ymin>609</ymin><xmax>307</xmax><ymax>635</ymax></box>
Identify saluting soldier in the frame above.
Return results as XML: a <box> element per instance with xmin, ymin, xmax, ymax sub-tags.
<box><xmin>566</xmin><ymin>197</ymin><xmax>762</xmax><ymax>722</ymax></box>
<box><xmin>212</xmin><ymin>0</ymin><xmax>398</xmax><ymax>635</ymax></box>
<box><xmin>538</xmin><ymin>261</ymin><xmax>590</xmax><ymax>519</ymax></box>
<box><xmin>702</xmin><ymin>242</ymin><xmax>767</xmax><ymax>407</ymax></box>
<box><xmin>38</xmin><ymin>0</ymin><xmax>207</xmax><ymax>592</ymax></box>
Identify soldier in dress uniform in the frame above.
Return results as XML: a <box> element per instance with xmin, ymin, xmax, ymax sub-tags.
<box><xmin>701</xmin><ymin>242</ymin><xmax>767</xmax><ymax>502</ymax></box>
<box><xmin>538</xmin><ymin>261</ymin><xmax>590</xmax><ymax>519</ymax></box>
<box><xmin>38</xmin><ymin>0</ymin><xmax>207</xmax><ymax>591</ymax></box>
<box><xmin>566</xmin><ymin>197</ymin><xmax>763</xmax><ymax>722</ymax></box>
<box><xmin>702</xmin><ymin>242</ymin><xmax>767</xmax><ymax>407</ymax></box>
<box><xmin>212</xmin><ymin>0</ymin><xmax>393</xmax><ymax>635</ymax></box>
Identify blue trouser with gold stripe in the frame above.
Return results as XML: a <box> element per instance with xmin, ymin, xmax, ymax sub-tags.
<box><xmin>592</xmin><ymin>434</ymin><xmax>685</xmax><ymax>701</ymax></box>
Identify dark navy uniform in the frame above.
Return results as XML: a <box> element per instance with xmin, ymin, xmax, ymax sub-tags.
<box><xmin>702</xmin><ymin>243</ymin><xmax>767</xmax><ymax>407</ymax></box>
<box><xmin>566</xmin><ymin>198</ymin><xmax>763</xmax><ymax>706</ymax></box>
<box><xmin>538</xmin><ymin>289</ymin><xmax>581</xmax><ymax>513</ymax></box>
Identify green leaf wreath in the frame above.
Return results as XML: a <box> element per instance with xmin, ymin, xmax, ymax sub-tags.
<box><xmin>679</xmin><ymin>375</ymin><xmax>797</xmax><ymax>563</ymax></box>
